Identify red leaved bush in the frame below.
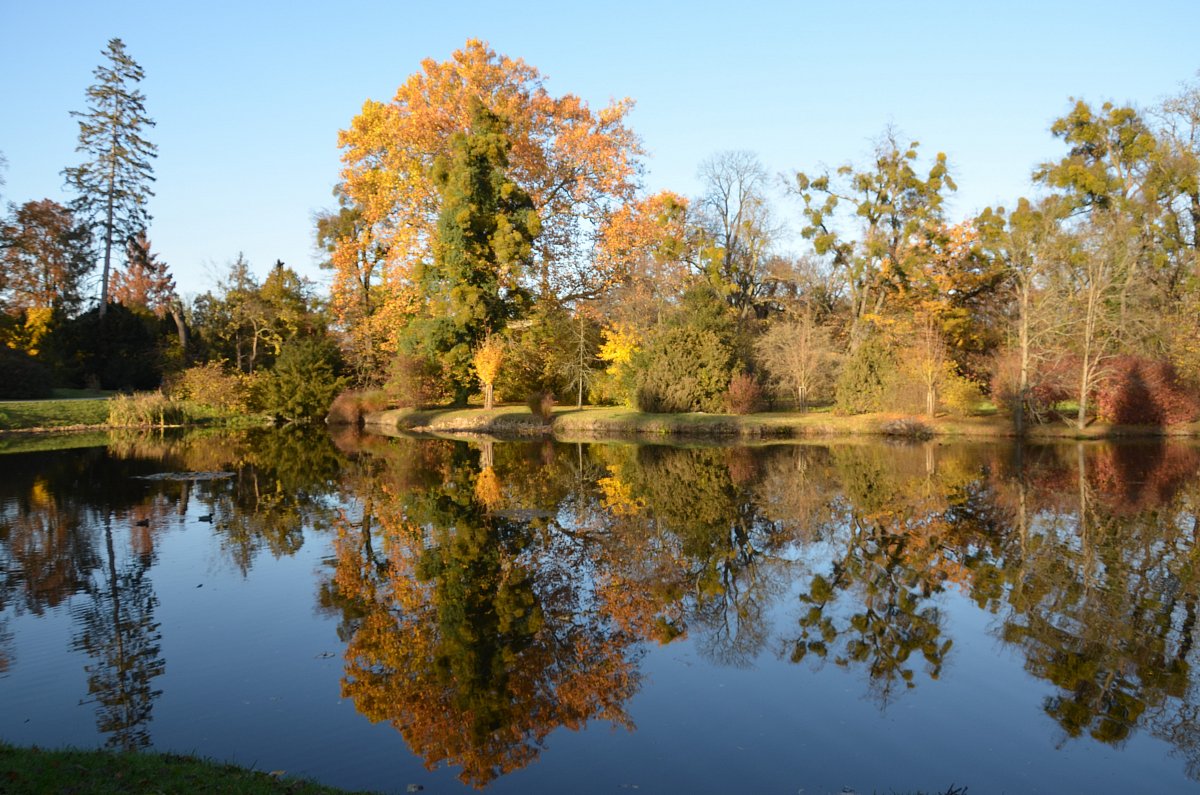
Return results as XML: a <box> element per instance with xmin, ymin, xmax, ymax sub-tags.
<box><xmin>990</xmin><ymin>352</ymin><xmax>1075</xmax><ymax>420</ymax></box>
<box><xmin>725</xmin><ymin>372</ymin><xmax>763</xmax><ymax>415</ymax></box>
<box><xmin>1095</xmin><ymin>356</ymin><xmax>1200</xmax><ymax>426</ymax></box>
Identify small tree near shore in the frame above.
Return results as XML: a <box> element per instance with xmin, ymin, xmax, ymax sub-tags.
<box><xmin>472</xmin><ymin>336</ymin><xmax>505</xmax><ymax>410</ymax></box>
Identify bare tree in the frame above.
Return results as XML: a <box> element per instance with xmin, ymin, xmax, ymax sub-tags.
<box><xmin>1061</xmin><ymin>214</ymin><xmax>1143</xmax><ymax>428</ymax></box>
<box><xmin>978</xmin><ymin>198</ymin><xmax>1070</xmax><ymax>433</ymax></box>
<box><xmin>696</xmin><ymin>151</ymin><xmax>781</xmax><ymax>319</ymax></box>
<box><xmin>754</xmin><ymin>306</ymin><xmax>835</xmax><ymax>411</ymax></box>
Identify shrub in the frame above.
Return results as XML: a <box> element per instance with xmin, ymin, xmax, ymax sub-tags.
<box><xmin>1096</xmin><ymin>356</ymin><xmax>1200</xmax><ymax>426</ymax></box>
<box><xmin>724</xmin><ymin>372</ymin><xmax>763</xmax><ymax>415</ymax></box>
<box><xmin>0</xmin><ymin>347</ymin><xmax>54</xmax><ymax>399</ymax></box>
<box><xmin>326</xmin><ymin>390</ymin><xmax>364</xmax><ymax>426</ymax></box>
<box><xmin>326</xmin><ymin>389</ymin><xmax>391</xmax><ymax>426</ymax></box>
<box><xmin>990</xmin><ymin>351</ymin><xmax>1075</xmax><ymax>421</ymax></box>
<box><xmin>941</xmin><ymin>370</ymin><xmax>986</xmax><ymax>417</ymax></box>
<box><xmin>385</xmin><ymin>353</ymin><xmax>440</xmax><ymax>407</ymax></box>
<box><xmin>166</xmin><ymin>361</ymin><xmax>254</xmax><ymax>413</ymax></box>
<box><xmin>260</xmin><ymin>337</ymin><xmax>346</xmax><ymax>423</ymax></box>
<box><xmin>634</xmin><ymin>326</ymin><xmax>735</xmax><ymax>414</ymax></box>
<box><xmin>878</xmin><ymin>417</ymin><xmax>934</xmax><ymax>440</ymax></box>
<box><xmin>107</xmin><ymin>392</ymin><xmax>191</xmax><ymax>427</ymax></box>
<box><xmin>526</xmin><ymin>390</ymin><xmax>556</xmax><ymax>422</ymax></box>
<box><xmin>834</xmin><ymin>335</ymin><xmax>898</xmax><ymax>414</ymax></box>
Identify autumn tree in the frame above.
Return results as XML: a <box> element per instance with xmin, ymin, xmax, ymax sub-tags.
<box><xmin>401</xmin><ymin>102</ymin><xmax>540</xmax><ymax>403</ymax></box>
<box><xmin>1058</xmin><ymin>216</ymin><xmax>1139</xmax><ymax>428</ymax></box>
<box><xmin>315</xmin><ymin>185</ymin><xmax>389</xmax><ymax>377</ymax></box>
<box><xmin>792</xmin><ymin>131</ymin><xmax>955</xmax><ymax>350</ymax></box>
<box><xmin>594</xmin><ymin>190</ymin><xmax>698</xmax><ymax>331</ymax></box>
<box><xmin>192</xmin><ymin>257</ymin><xmax>323</xmax><ymax>373</ymax></box>
<box><xmin>977</xmin><ymin>198</ymin><xmax>1070</xmax><ymax>431</ymax></box>
<box><xmin>1033</xmin><ymin>100</ymin><xmax>1181</xmax><ymax>426</ymax></box>
<box><xmin>1156</xmin><ymin>78</ymin><xmax>1200</xmax><ymax>380</ymax></box>
<box><xmin>0</xmin><ymin>198</ymin><xmax>92</xmax><ymax>316</ymax></box>
<box><xmin>472</xmin><ymin>335</ymin><xmax>505</xmax><ymax>410</ymax></box>
<box><xmin>111</xmin><ymin>231</ymin><xmax>175</xmax><ymax>317</ymax></box>
<box><xmin>336</xmin><ymin>39</ymin><xmax>642</xmax><ymax>344</ymax></box>
<box><xmin>63</xmin><ymin>38</ymin><xmax>157</xmax><ymax>318</ymax></box>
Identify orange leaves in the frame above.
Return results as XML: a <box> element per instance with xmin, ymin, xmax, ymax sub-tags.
<box><xmin>339</xmin><ymin>39</ymin><xmax>643</xmax><ymax>313</ymax></box>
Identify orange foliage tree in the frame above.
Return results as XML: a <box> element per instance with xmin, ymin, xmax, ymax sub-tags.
<box><xmin>337</xmin><ymin>39</ymin><xmax>644</xmax><ymax>360</ymax></box>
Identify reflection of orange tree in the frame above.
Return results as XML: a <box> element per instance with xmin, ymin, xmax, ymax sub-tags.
<box><xmin>333</xmin><ymin>444</ymin><xmax>641</xmax><ymax>787</ymax></box>
<box><xmin>0</xmin><ymin>475</ymin><xmax>98</xmax><ymax>614</ymax></box>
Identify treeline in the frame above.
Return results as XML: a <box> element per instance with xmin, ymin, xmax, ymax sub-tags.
<box><xmin>323</xmin><ymin>40</ymin><xmax>1200</xmax><ymax>429</ymax></box>
<box><xmin>4</xmin><ymin>38</ymin><xmax>1198</xmax><ymax>429</ymax></box>
<box><xmin>0</xmin><ymin>39</ymin><xmax>345</xmax><ymax>422</ymax></box>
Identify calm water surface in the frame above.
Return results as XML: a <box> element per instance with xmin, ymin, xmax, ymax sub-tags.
<box><xmin>2</xmin><ymin>428</ymin><xmax>1199</xmax><ymax>794</ymax></box>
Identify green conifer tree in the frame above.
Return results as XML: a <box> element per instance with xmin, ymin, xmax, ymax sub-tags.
<box><xmin>405</xmin><ymin>100</ymin><xmax>540</xmax><ymax>403</ymax></box>
<box><xmin>63</xmin><ymin>38</ymin><xmax>157</xmax><ymax>318</ymax></box>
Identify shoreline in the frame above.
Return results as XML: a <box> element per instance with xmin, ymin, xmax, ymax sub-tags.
<box><xmin>362</xmin><ymin>405</ymin><xmax>1200</xmax><ymax>443</ymax></box>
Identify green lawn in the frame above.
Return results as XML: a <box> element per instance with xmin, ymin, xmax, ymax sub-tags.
<box><xmin>0</xmin><ymin>743</ymin><xmax>383</xmax><ymax>795</ymax></box>
<box><xmin>0</xmin><ymin>397</ymin><xmax>111</xmax><ymax>431</ymax></box>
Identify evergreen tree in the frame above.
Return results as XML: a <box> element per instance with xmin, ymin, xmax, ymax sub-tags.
<box><xmin>404</xmin><ymin>101</ymin><xmax>540</xmax><ymax>403</ymax></box>
<box><xmin>63</xmin><ymin>38</ymin><xmax>157</xmax><ymax>318</ymax></box>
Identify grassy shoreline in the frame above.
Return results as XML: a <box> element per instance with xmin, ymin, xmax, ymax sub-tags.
<box><xmin>0</xmin><ymin>743</ymin><xmax>383</xmax><ymax>794</ymax></box>
<box><xmin>364</xmin><ymin>404</ymin><xmax>1200</xmax><ymax>442</ymax></box>
<box><xmin>0</xmin><ymin>396</ymin><xmax>271</xmax><ymax>437</ymax></box>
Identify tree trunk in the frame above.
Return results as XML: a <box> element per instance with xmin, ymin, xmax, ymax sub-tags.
<box><xmin>99</xmin><ymin>127</ymin><xmax>119</xmax><ymax>319</ymax></box>
<box><xmin>169</xmin><ymin>305</ymin><xmax>188</xmax><ymax>353</ymax></box>
<box><xmin>1015</xmin><ymin>281</ymin><xmax>1030</xmax><ymax>436</ymax></box>
<box><xmin>484</xmin><ymin>383</ymin><xmax>494</xmax><ymax>411</ymax></box>
<box><xmin>577</xmin><ymin>313</ymin><xmax>586</xmax><ymax>409</ymax></box>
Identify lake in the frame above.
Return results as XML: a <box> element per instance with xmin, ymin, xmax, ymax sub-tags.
<box><xmin>1</xmin><ymin>428</ymin><xmax>1198</xmax><ymax>793</ymax></box>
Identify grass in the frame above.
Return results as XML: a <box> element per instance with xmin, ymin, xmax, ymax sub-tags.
<box><xmin>0</xmin><ymin>397</ymin><xmax>111</xmax><ymax>431</ymax></box>
<box><xmin>0</xmin><ymin>393</ymin><xmax>271</xmax><ymax>436</ymax></box>
<box><xmin>49</xmin><ymin>387</ymin><xmax>117</xmax><ymax>399</ymax></box>
<box><xmin>0</xmin><ymin>743</ymin><xmax>384</xmax><ymax>794</ymax></box>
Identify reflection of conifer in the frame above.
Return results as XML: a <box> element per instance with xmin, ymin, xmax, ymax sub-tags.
<box><xmin>337</xmin><ymin>444</ymin><xmax>640</xmax><ymax>787</ymax></box>
<box><xmin>71</xmin><ymin>524</ymin><xmax>164</xmax><ymax>750</ymax></box>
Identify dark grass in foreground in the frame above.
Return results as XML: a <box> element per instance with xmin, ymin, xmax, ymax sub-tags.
<box><xmin>0</xmin><ymin>743</ymin><xmax>965</xmax><ymax>794</ymax></box>
<box><xmin>0</xmin><ymin>743</ymin><xmax>384</xmax><ymax>795</ymax></box>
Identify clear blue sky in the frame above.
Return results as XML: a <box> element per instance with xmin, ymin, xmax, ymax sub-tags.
<box><xmin>2</xmin><ymin>0</ymin><xmax>1197</xmax><ymax>299</ymax></box>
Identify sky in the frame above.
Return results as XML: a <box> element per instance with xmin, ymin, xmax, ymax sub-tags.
<box><xmin>2</xmin><ymin>0</ymin><xmax>1198</xmax><ymax>300</ymax></box>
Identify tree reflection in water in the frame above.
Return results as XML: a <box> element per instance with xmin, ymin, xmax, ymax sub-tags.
<box><xmin>327</xmin><ymin>438</ymin><xmax>643</xmax><ymax>787</ymax></box>
<box><xmin>322</xmin><ymin>435</ymin><xmax>1200</xmax><ymax>784</ymax></box>
<box><xmin>4</xmin><ymin>431</ymin><xmax>1200</xmax><ymax>784</ymax></box>
<box><xmin>0</xmin><ymin>428</ymin><xmax>346</xmax><ymax>750</ymax></box>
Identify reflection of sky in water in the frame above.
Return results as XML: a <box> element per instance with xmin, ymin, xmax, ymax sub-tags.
<box><xmin>0</xmin><ymin>433</ymin><xmax>1196</xmax><ymax>794</ymax></box>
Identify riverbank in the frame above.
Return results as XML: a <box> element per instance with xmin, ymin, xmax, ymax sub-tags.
<box><xmin>363</xmin><ymin>404</ymin><xmax>1200</xmax><ymax>442</ymax></box>
<box><xmin>0</xmin><ymin>397</ymin><xmax>111</xmax><ymax>432</ymax></box>
<box><xmin>0</xmin><ymin>743</ymin><xmax>383</xmax><ymax>794</ymax></box>
<box><xmin>0</xmin><ymin>395</ymin><xmax>272</xmax><ymax>438</ymax></box>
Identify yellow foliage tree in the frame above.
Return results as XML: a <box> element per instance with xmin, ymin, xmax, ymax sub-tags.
<box><xmin>472</xmin><ymin>336</ymin><xmax>505</xmax><ymax>410</ymax></box>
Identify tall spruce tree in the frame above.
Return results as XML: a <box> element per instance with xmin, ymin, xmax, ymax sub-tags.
<box><xmin>405</xmin><ymin>101</ymin><xmax>540</xmax><ymax>402</ymax></box>
<box><xmin>64</xmin><ymin>38</ymin><xmax>157</xmax><ymax>318</ymax></box>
